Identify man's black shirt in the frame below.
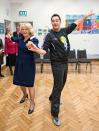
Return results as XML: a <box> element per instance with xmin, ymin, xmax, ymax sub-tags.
<box><xmin>43</xmin><ymin>23</ymin><xmax>77</xmax><ymax>63</ymax></box>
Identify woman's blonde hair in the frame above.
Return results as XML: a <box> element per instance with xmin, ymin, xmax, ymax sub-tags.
<box><xmin>20</xmin><ymin>23</ymin><xmax>34</xmax><ymax>36</ymax></box>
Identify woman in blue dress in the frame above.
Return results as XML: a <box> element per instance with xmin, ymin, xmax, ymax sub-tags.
<box><xmin>6</xmin><ymin>23</ymin><xmax>38</xmax><ymax>114</ymax></box>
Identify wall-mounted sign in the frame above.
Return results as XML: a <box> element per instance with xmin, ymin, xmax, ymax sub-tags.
<box><xmin>19</xmin><ymin>11</ymin><xmax>27</xmax><ymax>16</ymax></box>
<box><xmin>0</xmin><ymin>23</ymin><xmax>4</xmax><ymax>34</ymax></box>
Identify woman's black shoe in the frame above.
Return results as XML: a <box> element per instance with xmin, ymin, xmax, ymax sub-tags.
<box><xmin>28</xmin><ymin>109</ymin><xmax>34</xmax><ymax>114</ymax></box>
<box><xmin>28</xmin><ymin>103</ymin><xmax>35</xmax><ymax>114</ymax></box>
<box><xmin>19</xmin><ymin>94</ymin><xmax>28</xmax><ymax>103</ymax></box>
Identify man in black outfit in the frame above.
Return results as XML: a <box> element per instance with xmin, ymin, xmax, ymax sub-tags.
<box><xmin>27</xmin><ymin>10</ymin><xmax>94</xmax><ymax>126</ymax></box>
<box><xmin>13</xmin><ymin>25</ymin><xmax>23</xmax><ymax>38</ymax></box>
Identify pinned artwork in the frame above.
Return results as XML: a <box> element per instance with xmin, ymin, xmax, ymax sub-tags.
<box><xmin>65</xmin><ymin>15</ymin><xmax>99</xmax><ymax>34</ymax></box>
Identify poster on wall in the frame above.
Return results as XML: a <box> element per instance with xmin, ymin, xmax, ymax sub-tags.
<box><xmin>0</xmin><ymin>23</ymin><xmax>4</xmax><ymax>34</ymax></box>
<box><xmin>37</xmin><ymin>27</ymin><xmax>50</xmax><ymax>47</ymax></box>
<box><xmin>65</xmin><ymin>15</ymin><xmax>99</xmax><ymax>34</ymax></box>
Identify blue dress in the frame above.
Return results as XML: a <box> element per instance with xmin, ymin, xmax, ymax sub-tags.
<box><xmin>12</xmin><ymin>37</ymin><xmax>38</xmax><ymax>87</ymax></box>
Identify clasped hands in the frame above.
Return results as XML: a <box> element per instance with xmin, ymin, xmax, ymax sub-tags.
<box><xmin>26</xmin><ymin>41</ymin><xmax>38</xmax><ymax>52</ymax></box>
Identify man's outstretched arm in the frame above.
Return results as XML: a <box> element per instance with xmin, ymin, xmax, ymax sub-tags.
<box><xmin>74</xmin><ymin>10</ymin><xmax>94</xmax><ymax>25</ymax></box>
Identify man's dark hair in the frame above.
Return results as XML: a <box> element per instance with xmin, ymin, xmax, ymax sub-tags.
<box><xmin>51</xmin><ymin>14</ymin><xmax>61</xmax><ymax>21</ymax></box>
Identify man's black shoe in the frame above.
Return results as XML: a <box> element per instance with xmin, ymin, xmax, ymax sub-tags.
<box><xmin>52</xmin><ymin>116</ymin><xmax>61</xmax><ymax>126</ymax></box>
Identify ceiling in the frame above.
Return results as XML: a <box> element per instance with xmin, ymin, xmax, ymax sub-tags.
<box><xmin>9</xmin><ymin>0</ymin><xmax>25</xmax><ymax>4</ymax></box>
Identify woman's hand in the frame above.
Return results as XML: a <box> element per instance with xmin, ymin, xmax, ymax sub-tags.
<box><xmin>26</xmin><ymin>41</ymin><xmax>46</xmax><ymax>55</ymax></box>
<box><xmin>5</xmin><ymin>33</ymin><xmax>12</xmax><ymax>39</ymax></box>
<box><xmin>26</xmin><ymin>41</ymin><xmax>38</xmax><ymax>51</ymax></box>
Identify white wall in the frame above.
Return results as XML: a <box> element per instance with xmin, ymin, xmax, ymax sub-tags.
<box><xmin>0</xmin><ymin>0</ymin><xmax>12</xmax><ymax>42</ymax></box>
<box><xmin>7</xmin><ymin>0</ymin><xmax>99</xmax><ymax>57</ymax></box>
<box><xmin>0</xmin><ymin>0</ymin><xmax>12</xmax><ymax>65</ymax></box>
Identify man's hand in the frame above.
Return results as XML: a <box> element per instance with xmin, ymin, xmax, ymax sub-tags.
<box><xmin>85</xmin><ymin>9</ymin><xmax>94</xmax><ymax>19</ymax></box>
<box><xmin>74</xmin><ymin>9</ymin><xmax>94</xmax><ymax>25</ymax></box>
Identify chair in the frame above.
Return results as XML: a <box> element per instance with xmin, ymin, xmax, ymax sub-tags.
<box><xmin>77</xmin><ymin>49</ymin><xmax>92</xmax><ymax>73</ymax></box>
<box><xmin>68</xmin><ymin>49</ymin><xmax>78</xmax><ymax>70</ymax></box>
<box><xmin>41</xmin><ymin>51</ymin><xmax>51</xmax><ymax>73</ymax></box>
<box><xmin>34</xmin><ymin>53</ymin><xmax>41</xmax><ymax>63</ymax></box>
<box><xmin>34</xmin><ymin>53</ymin><xmax>43</xmax><ymax>73</ymax></box>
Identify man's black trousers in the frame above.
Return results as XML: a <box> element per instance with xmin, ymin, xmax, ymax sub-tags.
<box><xmin>50</xmin><ymin>62</ymin><xmax>68</xmax><ymax>117</ymax></box>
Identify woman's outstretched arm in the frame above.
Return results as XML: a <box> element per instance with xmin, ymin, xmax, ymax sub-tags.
<box><xmin>26</xmin><ymin>41</ymin><xmax>47</xmax><ymax>55</ymax></box>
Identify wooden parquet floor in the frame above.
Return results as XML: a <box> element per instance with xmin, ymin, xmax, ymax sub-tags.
<box><xmin>0</xmin><ymin>62</ymin><xmax>99</xmax><ymax>131</ymax></box>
